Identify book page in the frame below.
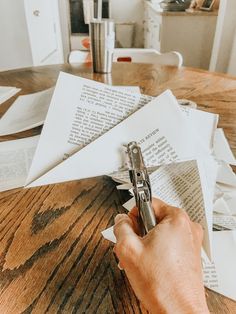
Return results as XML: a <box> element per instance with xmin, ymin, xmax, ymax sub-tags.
<box><xmin>180</xmin><ymin>106</ymin><xmax>218</xmax><ymax>150</ymax></box>
<box><xmin>213</xmin><ymin>128</ymin><xmax>236</xmax><ymax>165</ymax></box>
<box><xmin>202</xmin><ymin>252</ymin><xmax>219</xmax><ymax>292</ymax></box>
<box><xmin>0</xmin><ymin>86</ymin><xmax>21</xmax><ymax>106</ymax></box>
<box><xmin>215</xmin><ymin>183</ymin><xmax>236</xmax><ymax>215</ymax></box>
<box><xmin>213</xmin><ymin>197</ymin><xmax>231</xmax><ymax>215</ymax></box>
<box><xmin>202</xmin><ymin>231</ymin><xmax>236</xmax><ymax>301</ymax></box>
<box><xmin>123</xmin><ymin>197</ymin><xmax>136</xmax><ymax>211</ymax></box>
<box><xmin>111</xmin><ymin>106</ymin><xmax>218</xmax><ymax>184</ymax></box>
<box><xmin>151</xmin><ymin>161</ymin><xmax>207</xmax><ymax>223</ymax></box>
<box><xmin>177</xmin><ymin>106</ymin><xmax>218</xmax><ymax>212</ymax></box>
<box><xmin>116</xmin><ymin>183</ymin><xmax>132</xmax><ymax>190</ymax></box>
<box><xmin>111</xmin><ymin>165</ymin><xmax>160</xmax><ymax>184</ymax></box>
<box><xmin>26</xmin><ymin>72</ymin><xmax>149</xmax><ymax>184</ymax></box>
<box><xmin>26</xmin><ymin>89</ymin><xmax>205</xmax><ymax>187</ymax></box>
<box><xmin>213</xmin><ymin>214</ymin><xmax>236</xmax><ymax>230</ymax></box>
<box><xmin>150</xmin><ymin>160</ymin><xmax>211</xmax><ymax>255</ymax></box>
<box><xmin>216</xmin><ymin>162</ymin><xmax>236</xmax><ymax>187</ymax></box>
<box><xmin>116</xmin><ymin>86</ymin><xmax>141</xmax><ymax>94</ymax></box>
<box><xmin>111</xmin><ymin>170</ymin><xmax>131</xmax><ymax>184</ymax></box>
<box><xmin>0</xmin><ymin>136</ymin><xmax>39</xmax><ymax>192</ymax></box>
<box><xmin>101</xmin><ymin>226</ymin><xmax>116</xmax><ymax>243</ymax></box>
<box><xmin>0</xmin><ymin>88</ymin><xmax>54</xmax><ymax>135</ymax></box>
<box><xmin>26</xmin><ymin>72</ymin><xmax>215</xmax><ymax>186</ymax></box>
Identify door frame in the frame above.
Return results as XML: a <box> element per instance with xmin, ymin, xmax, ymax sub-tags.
<box><xmin>24</xmin><ymin>0</ymin><xmax>68</xmax><ymax>66</ymax></box>
<box><xmin>58</xmin><ymin>0</ymin><xmax>71</xmax><ymax>62</ymax></box>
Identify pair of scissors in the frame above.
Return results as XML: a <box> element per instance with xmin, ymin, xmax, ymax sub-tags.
<box><xmin>127</xmin><ymin>141</ymin><xmax>157</xmax><ymax>235</ymax></box>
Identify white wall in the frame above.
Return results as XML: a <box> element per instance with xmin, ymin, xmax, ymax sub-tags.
<box><xmin>0</xmin><ymin>0</ymin><xmax>33</xmax><ymax>71</ymax></box>
<box><xmin>209</xmin><ymin>0</ymin><xmax>236</xmax><ymax>73</ymax></box>
<box><xmin>227</xmin><ymin>29</ymin><xmax>236</xmax><ymax>76</ymax></box>
<box><xmin>110</xmin><ymin>0</ymin><xmax>144</xmax><ymax>47</ymax></box>
<box><xmin>58</xmin><ymin>0</ymin><xmax>71</xmax><ymax>61</ymax></box>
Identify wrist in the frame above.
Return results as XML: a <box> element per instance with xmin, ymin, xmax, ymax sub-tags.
<box><xmin>147</xmin><ymin>286</ymin><xmax>209</xmax><ymax>314</ymax></box>
<box><xmin>149</xmin><ymin>298</ymin><xmax>209</xmax><ymax>314</ymax></box>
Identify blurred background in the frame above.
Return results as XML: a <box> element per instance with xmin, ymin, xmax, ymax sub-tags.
<box><xmin>0</xmin><ymin>0</ymin><xmax>235</xmax><ymax>76</ymax></box>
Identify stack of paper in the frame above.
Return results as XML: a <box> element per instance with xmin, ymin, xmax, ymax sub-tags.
<box><xmin>0</xmin><ymin>85</ymin><xmax>141</xmax><ymax>137</ymax></box>
<box><xmin>0</xmin><ymin>79</ymin><xmax>141</xmax><ymax>192</ymax></box>
<box><xmin>0</xmin><ymin>72</ymin><xmax>235</xmax><ymax>301</ymax></box>
<box><xmin>0</xmin><ymin>88</ymin><xmax>54</xmax><ymax>135</ymax></box>
<box><xmin>0</xmin><ymin>135</ymin><xmax>39</xmax><ymax>192</ymax></box>
<box><xmin>212</xmin><ymin>128</ymin><xmax>236</xmax><ymax>231</ymax></box>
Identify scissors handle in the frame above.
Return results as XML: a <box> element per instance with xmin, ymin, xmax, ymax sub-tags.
<box><xmin>139</xmin><ymin>192</ymin><xmax>156</xmax><ymax>234</ymax></box>
<box><xmin>127</xmin><ymin>141</ymin><xmax>157</xmax><ymax>235</ymax></box>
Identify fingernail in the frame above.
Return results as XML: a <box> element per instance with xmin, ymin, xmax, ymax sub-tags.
<box><xmin>118</xmin><ymin>263</ymin><xmax>124</xmax><ymax>271</ymax></box>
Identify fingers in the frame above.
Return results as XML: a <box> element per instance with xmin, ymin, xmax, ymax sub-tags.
<box><xmin>152</xmin><ymin>197</ymin><xmax>182</xmax><ymax>222</ymax></box>
<box><xmin>127</xmin><ymin>198</ymin><xmax>188</xmax><ymax>227</ymax></box>
<box><xmin>151</xmin><ymin>198</ymin><xmax>204</xmax><ymax>248</ymax></box>
<box><xmin>128</xmin><ymin>207</ymin><xmax>141</xmax><ymax>235</ymax></box>
<box><xmin>128</xmin><ymin>199</ymin><xmax>202</xmax><ymax>242</ymax></box>
<box><xmin>114</xmin><ymin>214</ymin><xmax>142</xmax><ymax>268</ymax></box>
<box><xmin>114</xmin><ymin>214</ymin><xmax>139</xmax><ymax>241</ymax></box>
<box><xmin>113</xmin><ymin>198</ymin><xmax>204</xmax><ymax>268</ymax></box>
<box><xmin>192</xmin><ymin>222</ymin><xmax>204</xmax><ymax>247</ymax></box>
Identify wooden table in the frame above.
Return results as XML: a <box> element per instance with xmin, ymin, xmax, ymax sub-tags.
<box><xmin>0</xmin><ymin>63</ymin><xmax>236</xmax><ymax>313</ymax></box>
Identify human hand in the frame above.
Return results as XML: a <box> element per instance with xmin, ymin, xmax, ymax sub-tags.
<box><xmin>113</xmin><ymin>198</ymin><xmax>209</xmax><ymax>314</ymax></box>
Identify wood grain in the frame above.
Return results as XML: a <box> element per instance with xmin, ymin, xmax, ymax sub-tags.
<box><xmin>0</xmin><ymin>63</ymin><xmax>236</xmax><ymax>313</ymax></box>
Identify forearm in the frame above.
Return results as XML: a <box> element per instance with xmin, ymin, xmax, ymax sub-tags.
<box><xmin>150</xmin><ymin>298</ymin><xmax>209</xmax><ymax>314</ymax></box>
